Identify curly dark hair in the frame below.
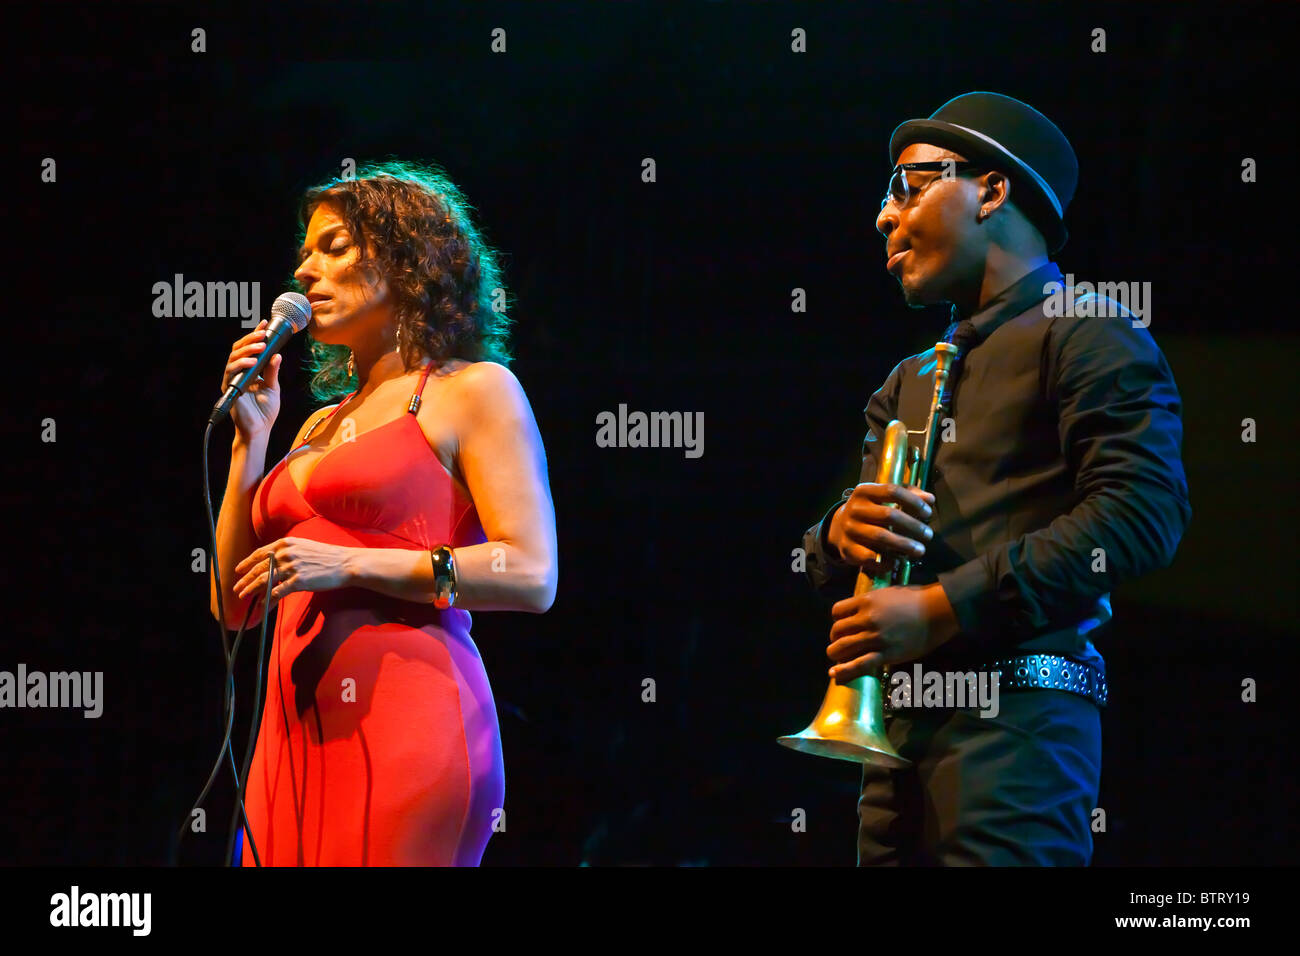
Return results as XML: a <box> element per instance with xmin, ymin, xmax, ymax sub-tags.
<box><xmin>290</xmin><ymin>159</ymin><xmax>513</xmax><ymax>402</ymax></box>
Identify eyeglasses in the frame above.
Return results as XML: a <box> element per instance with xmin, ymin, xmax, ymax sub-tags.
<box><xmin>881</xmin><ymin>161</ymin><xmax>986</xmax><ymax>211</ymax></box>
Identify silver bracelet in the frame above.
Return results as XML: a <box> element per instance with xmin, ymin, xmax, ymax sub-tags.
<box><xmin>429</xmin><ymin>545</ymin><xmax>457</xmax><ymax>609</ymax></box>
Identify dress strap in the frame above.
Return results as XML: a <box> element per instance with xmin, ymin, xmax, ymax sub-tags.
<box><xmin>407</xmin><ymin>362</ymin><xmax>434</xmax><ymax>415</ymax></box>
<box><xmin>300</xmin><ymin>389</ymin><xmax>357</xmax><ymax>446</ymax></box>
<box><xmin>305</xmin><ymin>365</ymin><xmax>428</xmax><ymax>444</ymax></box>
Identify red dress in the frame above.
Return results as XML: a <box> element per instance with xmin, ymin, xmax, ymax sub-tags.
<box><xmin>237</xmin><ymin>362</ymin><xmax>504</xmax><ymax>866</ymax></box>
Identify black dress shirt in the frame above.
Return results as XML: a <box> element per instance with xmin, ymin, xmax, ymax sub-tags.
<box><xmin>801</xmin><ymin>261</ymin><xmax>1192</xmax><ymax>671</ymax></box>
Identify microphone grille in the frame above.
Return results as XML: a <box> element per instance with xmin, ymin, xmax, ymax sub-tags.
<box><xmin>271</xmin><ymin>292</ymin><xmax>312</xmax><ymax>332</ymax></box>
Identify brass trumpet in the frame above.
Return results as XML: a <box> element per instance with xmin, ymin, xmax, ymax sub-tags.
<box><xmin>778</xmin><ymin>340</ymin><xmax>960</xmax><ymax>766</ymax></box>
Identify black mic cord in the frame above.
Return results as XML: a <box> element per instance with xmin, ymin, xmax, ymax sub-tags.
<box><xmin>225</xmin><ymin>545</ymin><xmax>273</xmax><ymax>868</ymax></box>
<box><xmin>170</xmin><ymin>420</ymin><xmax>273</xmax><ymax>866</ymax></box>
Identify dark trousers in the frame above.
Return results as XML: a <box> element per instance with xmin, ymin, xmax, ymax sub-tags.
<box><xmin>858</xmin><ymin>688</ymin><xmax>1101</xmax><ymax>866</ymax></box>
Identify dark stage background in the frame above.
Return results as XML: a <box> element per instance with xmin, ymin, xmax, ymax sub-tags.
<box><xmin>4</xmin><ymin>1</ymin><xmax>1296</xmax><ymax>866</ymax></box>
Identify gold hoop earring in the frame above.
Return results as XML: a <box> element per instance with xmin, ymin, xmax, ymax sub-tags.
<box><xmin>347</xmin><ymin>352</ymin><xmax>355</xmax><ymax>377</ymax></box>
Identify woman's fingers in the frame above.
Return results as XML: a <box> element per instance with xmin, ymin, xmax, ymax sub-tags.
<box><xmin>260</xmin><ymin>352</ymin><xmax>282</xmax><ymax>389</ymax></box>
<box><xmin>233</xmin><ymin>320</ymin><xmax>268</xmax><ymax>347</ymax></box>
<box><xmin>235</xmin><ymin>545</ymin><xmax>290</xmax><ymax>598</ymax></box>
<box><xmin>236</xmin><ymin>565</ymin><xmax>277</xmax><ymax>599</ymax></box>
<box><xmin>226</xmin><ymin>355</ymin><xmax>260</xmax><ymax>376</ymax></box>
<box><xmin>229</xmin><ymin>342</ymin><xmax>267</xmax><ymax>366</ymax></box>
<box><xmin>223</xmin><ymin>336</ymin><xmax>269</xmax><ymax>389</ymax></box>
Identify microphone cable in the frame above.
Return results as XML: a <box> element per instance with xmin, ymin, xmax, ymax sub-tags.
<box><xmin>170</xmin><ymin>420</ymin><xmax>273</xmax><ymax>866</ymax></box>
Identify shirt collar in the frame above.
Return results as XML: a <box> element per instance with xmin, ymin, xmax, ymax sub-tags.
<box><xmin>949</xmin><ymin>261</ymin><xmax>1064</xmax><ymax>344</ymax></box>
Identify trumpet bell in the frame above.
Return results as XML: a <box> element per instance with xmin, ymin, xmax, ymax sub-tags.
<box><xmin>777</xmin><ymin>674</ymin><xmax>911</xmax><ymax>768</ymax></box>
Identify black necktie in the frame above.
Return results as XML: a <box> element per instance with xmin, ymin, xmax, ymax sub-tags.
<box><xmin>939</xmin><ymin>319</ymin><xmax>979</xmax><ymax>408</ymax></box>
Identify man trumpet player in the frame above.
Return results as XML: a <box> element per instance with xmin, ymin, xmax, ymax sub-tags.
<box><xmin>800</xmin><ymin>92</ymin><xmax>1191</xmax><ymax>865</ymax></box>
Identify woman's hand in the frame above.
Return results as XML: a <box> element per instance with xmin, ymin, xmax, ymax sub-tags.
<box><xmin>233</xmin><ymin>537</ymin><xmax>356</xmax><ymax>608</ymax></box>
<box><xmin>223</xmin><ymin>319</ymin><xmax>282</xmax><ymax>441</ymax></box>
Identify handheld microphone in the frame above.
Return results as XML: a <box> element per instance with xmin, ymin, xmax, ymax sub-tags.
<box><xmin>208</xmin><ymin>292</ymin><xmax>312</xmax><ymax>426</ymax></box>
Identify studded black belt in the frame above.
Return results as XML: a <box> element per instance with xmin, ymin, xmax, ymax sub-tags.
<box><xmin>984</xmin><ymin>654</ymin><xmax>1107</xmax><ymax>708</ymax></box>
<box><xmin>882</xmin><ymin>654</ymin><xmax>1107</xmax><ymax>711</ymax></box>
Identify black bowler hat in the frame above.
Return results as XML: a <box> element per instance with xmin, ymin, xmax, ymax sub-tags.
<box><xmin>889</xmin><ymin>91</ymin><xmax>1078</xmax><ymax>253</ymax></box>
